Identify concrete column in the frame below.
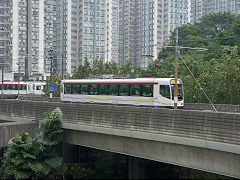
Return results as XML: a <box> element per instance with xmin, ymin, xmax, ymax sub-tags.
<box><xmin>128</xmin><ymin>156</ymin><xmax>143</xmax><ymax>180</ymax></box>
<box><xmin>128</xmin><ymin>156</ymin><xmax>133</xmax><ymax>179</ymax></box>
<box><xmin>62</xmin><ymin>143</ymin><xmax>75</xmax><ymax>163</ymax></box>
<box><xmin>62</xmin><ymin>143</ymin><xmax>81</xmax><ymax>163</ymax></box>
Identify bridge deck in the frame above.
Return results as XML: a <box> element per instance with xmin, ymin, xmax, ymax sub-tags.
<box><xmin>1</xmin><ymin>99</ymin><xmax>240</xmax><ymax>177</ymax></box>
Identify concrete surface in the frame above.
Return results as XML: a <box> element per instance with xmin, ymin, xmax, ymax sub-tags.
<box><xmin>1</xmin><ymin>99</ymin><xmax>240</xmax><ymax>177</ymax></box>
<box><xmin>0</xmin><ymin>121</ymin><xmax>39</xmax><ymax>147</ymax></box>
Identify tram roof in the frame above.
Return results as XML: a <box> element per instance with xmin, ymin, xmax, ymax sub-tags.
<box><xmin>62</xmin><ymin>78</ymin><xmax>180</xmax><ymax>84</ymax></box>
<box><xmin>1</xmin><ymin>81</ymin><xmax>30</xmax><ymax>85</ymax></box>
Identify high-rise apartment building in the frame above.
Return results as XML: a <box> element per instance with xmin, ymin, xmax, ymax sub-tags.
<box><xmin>191</xmin><ymin>0</ymin><xmax>240</xmax><ymax>23</ymax></box>
<box><xmin>149</xmin><ymin>0</ymin><xmax>189</xmax><ymax>68</ymax></box>
<box><xmin>107</xmin><ymin>0</ymin><xmax>189</xmax><ymax>68</ymax></box>
<box><xmin>56</xmin><ymin>0</ymin><xmax>74</xmax><ymax>76</ymax></box>
<box><xmin>5</xmin><ymin>0</ymin><xmax>239</xmax><ymax>79</ymax></box>
<box><xmin>0</xmin><ymin>0</ymin><xmax>12</xmax><ymax>73</ymax></box>
<box><xmin>6</xmin><ymin>0</ymin><xmax>189</xmax><ymax>77</ymax></box>
<box><xmin>56</xmin><ymin>0</ymin><xmax>106</xmax><ymax>75</ymax></box>
<box><xmin>81</xmin><ymin>0</ymin><xmax>106</xmax><ymax>64</ymax></box>
<box><xmin>44</xmin><ymin>0</ymin><xmax>57</xmax><ymax>77</ymax></box>
<box><xmin>2</xmin><ymin>0</ymin><xmax>57</xmax><ymax>81</ymax></box>
<box><xmin>56</xmin><ymin>0</ymin><xmax>189</xmax><ymax>71</ymax></box>
<box><xmin>140</xmin><ymin>0</ymin><xmax>155</xmax><ymax>68</ymax></box>
<box><xmin>105</xmin><ymin>0</ymin><xmax>119</xmax><ymax>63</ymax></box>
<box><xmin>117</xmin><ymin>0</ymin><xmax>142</xmax><ymax>67</ymax></box>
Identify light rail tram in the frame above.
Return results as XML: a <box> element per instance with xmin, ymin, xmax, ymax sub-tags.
<box><xmin>0</xmin><ymin>81</ymin><xmax>46</xmax><ymax>98</ymax></box>
<box><xmin>0</xmin><ymin>82</ymin><xmax>30</xmax><ymax>98</ymax></box>
<box><xmin>29</xmin><ymin>82</ymin><xmax>46</xmax><ymax>95</ymax></box>
<box><xmin>61</xmin><ymin>78</ymin><xmax>184</xmax><ymax>108</ymax></box>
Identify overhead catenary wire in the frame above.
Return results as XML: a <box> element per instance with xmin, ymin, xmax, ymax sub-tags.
<box><xmin>178</xmin><ymin>53</ymin><xmax>217</xmax><ymax>112</ymax></box>
<box><xmin>179</xmin><ymin>35</ymin><xmax>240</xmax><ymax>42</ymax></box>
<box><xmin>161</xmin><ymin>36</ymin><xmax>240</xmax><ymax>49</ymax></box>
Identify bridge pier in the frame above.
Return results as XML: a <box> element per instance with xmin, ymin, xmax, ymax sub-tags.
<box><xmin>63</xmin><ymin>143</ymin><xmax>74</xmax><ymax>163</ymax></box>
<box><xmin>0</xmin><ymin>121</ymin><xmax>38</xmax><ymax>148</ymax></box>
<box><xmin>62</xmin><ymin>142</ymin><xmax>82</xmax><ymax>163</ymax></box>
<box><xmin>128</xmin><ymin>156</ymin><xmax>145</xmax><ymax>180</ymax></box>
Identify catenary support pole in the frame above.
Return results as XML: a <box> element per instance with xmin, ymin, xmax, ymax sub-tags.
<box><xmin>50</xmin><ymin>50</ymin><xmax>53</xmax><ymax>99</ymax></box>
<box><xmin>174</xmin><ymin>29</ymin><xmax>179</xmax><ymax>110</ymax></box>
<box><xmin>1</xmin><ymin>68</ymin><xmax>3</xmax><ymax>99</ymax></box>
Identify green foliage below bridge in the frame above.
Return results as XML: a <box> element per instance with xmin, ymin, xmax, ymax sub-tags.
<box><xmin>1</xmin><ymin>113</ymin><xmax>64</xmax><ymax>179</ymax></box>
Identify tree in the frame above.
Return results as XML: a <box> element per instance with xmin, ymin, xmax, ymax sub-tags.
<box><xmin>108</xmin><ymin>61</ymin><xmax>120</xmax><ymax>74</ymax></box>
<box><xmin>158</xmin><ymin>47</ymin><xmax>175</xmax><ymax>61</ymax></box>
<box><xmin>92</xmin><ymin>59</ymin><xmax>105</xmax><ymax>75</ymax></box>
<box><xmin>214</xmin><ymin>46</ymin><xmax>240</xmax><ymax>104</ymax></box>
<box><xmin>197</xmin><ymin>12</ymin><xmax>237</xmax><ymax>39</ymax></box>
<box><xmin>72</xmin><ymin>57</ymin><xmax>92</xmax><ymax>79</ymax></box>
<box><xmin>2</xmin><ymin>112</ymin><xmax>64</xmax><ymax>179</ymax></box>
<box><xmin>105</xmin><ymin>61</ymin><xmax>120</xmax><ymax>75</ymax></box>
<box><xmin>72</xmin><ymin>59</ymin><xmax>137</xmax><ymax>79</ymax></box>
<box><xmin>38</xmin><ymin>112</ymin><xmax>63</xmax><ymax>146</ymax></box>
<box><xmin>156</xmin><ymin>12</ymin><xmax>240</xmax><ymax>105</ymax></box>
<box><xmin>38</xmin><ymin>112</ymin><xmax>64</xmax><ymax>178</ymax></box>
<box><xmin>119</xmin><ymin>61</ymin><xmax>133</xmax><ymax>74</ymax></box>
<box><xmin>2</xmin><ymin>133</ymin><xmax>44</xmax><ymax>179</ymax></box>
<box><xmin>216</xmin><ymin>30</ymin><xmax>238</xmax><ymax>46</ymax></box>
<box><xmin>170</xmin><ymin>25</ymin><xmax>207</xmax><ymax>48</ymax></box>
<box><xmin>232</xmin><ymin>17</ymin><xmax>240</xmax><ymax>36</ymax></box>
<box><xmin>64</xmin><ymin>163</ymin><xmax>94</xmax><ymax>179</ymax></box>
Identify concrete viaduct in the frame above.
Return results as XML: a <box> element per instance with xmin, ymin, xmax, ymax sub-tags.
<box><xmin>0</xmin><ymin>99</ymin><xmax>240</xmax><ymax>178</ymax></box>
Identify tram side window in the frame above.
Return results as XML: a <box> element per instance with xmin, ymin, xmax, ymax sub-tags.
<box><xmin>13</xmin><ymin>85</ymin><xmax>18</xmax><ymax>90</ymax></box>
<box><xmin>3</xmin><ymin>85</ymin><xmax>14</xmax><ymax>90</ymax></box>
<box><xmin>142</xmin><ymin>85</ymin><xmax>153</xmax><ymax>97</ymax></box>
<box><xmin>0</xmin><ymin>85</ymin><xmax>1</xmax><ymax>90</ymax></box>
<box><xmin>80</xmin><ymin>84</ymin><xmax>88</xmax><ymax>95</ymax></box>
<box><xmin>36</xmin><ymin>86</ymin><xmax>41</xmax><ymax>90</ymax></box>
<box><xmin>119</xmin><ymin>85</ymin><xmax>129</xmax><ymax>96</ymax></box>
<box><xmin>72</xmin><ymin>84</ymin><xmax>81</xmax><ymax>94</ymax></box>
<box><xmin>89</xmin><ymin>85</ymin><xmax>98</xmax><ymax>95</ymax></box>
<box><xmin>160</xmin><ymin>85</ymin><xmax>170</xmax><ymax>99</ymax></box>
<box><xmin>130</xmin><ymin>85</ymin><xmax>141</xmax><ymax>96</ymax></box>
<box><xmin>109</xmin><ymin>85</ymin><xmax>118</xmax><ymax>96</ymax></box>
<box><xmin>99</xmin><ymin>85</ymin><xmax>108</xmax><ymax>95</ymax></box>
<box><xmin>64</xmin><ymin>84</ymin><xmax>71</xmax><ymax>94</ymax></box>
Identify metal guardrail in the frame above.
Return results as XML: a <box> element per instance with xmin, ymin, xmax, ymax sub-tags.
<box><xmin>18</xmin><ymin>95</ymin><xmax>60</xmax><ymax>102</ymax></box>
<box><xmin>184</xmin><ymin>103</ymin><xmax>240</xmax><ymax>113</ymax></box>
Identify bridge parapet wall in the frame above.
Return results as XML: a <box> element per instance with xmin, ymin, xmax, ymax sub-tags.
<box><xmin>18</xmin><ymin>95</ymin><xmax>60</xmax><ymax>102</ymax></box>
<box><xmin>0</xmin><ymin>122</ymin><xmax>38</xmax><ymax>147</ymax></box>
<box><xmin>2</xmin><ymin>100</ymin><xmax>240</xmax><ymax>177</ymax></box>
<box><xmin>0</xmin><ymin>99</ymin><xmax>240</xmax><ymax>152</ymax></box>
<box><xmin>185</xmin><ymin>103</ymin><xmax>240</xmax><ymax>113</ymax></box>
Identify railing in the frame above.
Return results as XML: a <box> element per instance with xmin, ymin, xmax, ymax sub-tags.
<box><xmin>18</xmin><ymin>95</ymin><xmax>60</xmax><ymax>102</ymax></box>
<box><xmin>184</xmin><ymin>103</ymin><xmax>240</xmax><ymax>113</ymax></box>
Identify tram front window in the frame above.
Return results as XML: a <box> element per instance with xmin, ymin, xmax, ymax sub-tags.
<box><xmin>171</xmin><ymin>84</ymin><xmax>183</xmax><ymax>100</ymax></box>
<box><xmin>160</xmin><ymin>85</ymin><xmax>170</xmax><ymax>99</ymax></box>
